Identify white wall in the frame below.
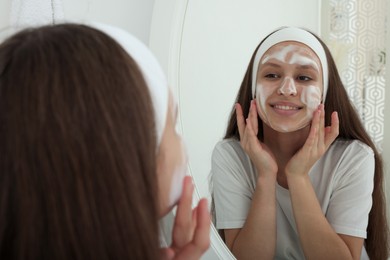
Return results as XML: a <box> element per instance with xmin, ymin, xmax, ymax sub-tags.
<box><xmin>0</xmin><ymin>1</ymin><xmax>12</xmax><ymax>29</ymax></box>
<box><xmin>0</xmin><ymin>0</ymin><xmax>155</xmax><ymax>44</ymax></box>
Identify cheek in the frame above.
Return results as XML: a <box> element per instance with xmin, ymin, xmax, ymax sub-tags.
<box><xmin>256</xmin><ymin>83</ymin><xmax>273</xmax><ymax>108</ymax></box>
<box><xmin>301</xmin><ymin>86</ymin><xmax>321</xmax><ymax>112</ymax></box>
<box><xmin>157</xmin><ymin>136</ymin><xmax>187</xmax><ymax>216</ymax></box>
<box><xmin>256</xmin><ymin>83</ymin><xmax>273</xmax><ymax>120</ymax></box>
<box><xmin>168</xmin><ymin>139</ymin><xmax>187</xmax><ymax>206</ymax></box>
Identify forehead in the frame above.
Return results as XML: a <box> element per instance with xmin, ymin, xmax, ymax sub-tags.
<box><xmin>261</xmin><ymin>41</ymin><xmax>321</xmax><ymax>64</ymax></box>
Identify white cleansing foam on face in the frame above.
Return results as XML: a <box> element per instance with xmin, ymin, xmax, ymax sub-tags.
<box><xmin>255</xmin><ymin>83</ymin><xmax>321</xmax><ymax>133</ymax></box>
<box><xmin>278</xmin><ymin>77</ymin><xmax>297</xmax><ymax>95</ymax></box>
<box><xmin>301</xmin><ymin>85</ymin><xmax>321</xmax><ymax>111</ymax></box>
<box><xmin>254</xmin><ymin>43</ymin><xmax>323</xmax><ymax>132</ymax></box>
<box><xmin>251</xmin><ymin>27</ymin><xmax>329</xmax><ymax>101</ymax></box>
<box><xmin>261</xmin><ymin>44</ymin><xmax>296</xmax><ymax>64</ymax></box>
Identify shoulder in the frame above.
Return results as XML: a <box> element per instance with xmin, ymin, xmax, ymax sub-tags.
<box><xmin>211</xmin><ymin>138</ymin><xmax>257</xmax><ymax>191</ymax></box>
<box><xmin>213</xmin><ymin>138</ymin><xmax>241</xmax><ymax>151</ymax></box>
<box><xmin>328</xmin><ymin>139</ymin><xmax>374</xmax><ymax>162</ymax></box>
<box><xmin>314</xmin><ymin>139</ymin><xmax>375</xmax><ymax>181</ymax></box>
<box><xmin>212</xmin><ymin>138</ymin><xmax>245</xmax><ymax>160</ymax></box>
<box><xmin>211</xmin><ymin>138</ymin><xmax>254</xmax><ymax>175</ymax></box>
<box><xmin>332</xmin><ymin>139</ymin><xmax>373</xmax><ymax>153</ymax></box>
<box><xmin>324</xmin><ymin>139</ymin><xmax>375</xmax><ymax>182</ymax></box>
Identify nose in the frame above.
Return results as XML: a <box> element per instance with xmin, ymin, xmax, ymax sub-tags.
<box><xmin>277</xmin><ymin>77</ymin><xmax>297</xmax><ymax>96</ymax></box>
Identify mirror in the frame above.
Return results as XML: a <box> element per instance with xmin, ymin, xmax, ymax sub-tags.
<box><xmin>151</xmin><ymin>0</ymin><xmax>390</xmax><ymax>259</ymax></box>
<box><xmin>150</xmin><ymin>0</ymin><xmax>327</xmax><ymax>259</ymax></box>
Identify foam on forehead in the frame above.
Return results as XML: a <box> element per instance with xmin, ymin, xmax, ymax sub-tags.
<box><xmin>251</xmin><ymin>27</ymin><xmax>328</xmax><ymax>101</ymax></box>
<box><xmin>90</xmin><ymin>22</ymin><xmax>169</xmax><ymax>146</ymax></box>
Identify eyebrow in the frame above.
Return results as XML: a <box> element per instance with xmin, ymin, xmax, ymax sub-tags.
<box><xmin>296</xmin><ymin>64</ymin><xmax>319</xmax><ymax>72</ymax></box>
<box><xmin>260</xmin><ymin>62</ymin><xmax>319</xmax><ymax>72</ymax></box>
<box><xmin>260</xmin><ymin>62</ymin><xmax>281</xmax><ymax>69</ymax></box>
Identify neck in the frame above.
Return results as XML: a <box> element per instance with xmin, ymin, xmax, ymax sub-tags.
<box><xmin>263</xmin><ymin>124</ymin><xmax>309</xmax><ymax>155</ymax></box>
<box><xmin>263</xmin><ymin>123</ymin><xmax>310</xmax><ymax>188</ymax></box>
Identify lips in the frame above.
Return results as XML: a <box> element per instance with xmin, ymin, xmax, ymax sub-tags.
<box><xmin>273</xmin><ymin>104</ymin><xmax>300</xmax><ymax>110</ymax></box>
<box><xmin>271</xmin><ymin>102</ymin><xmax>303</xmax><ymax>111</ymax></box>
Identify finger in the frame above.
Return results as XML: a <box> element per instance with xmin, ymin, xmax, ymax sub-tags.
<box><xmin>236</xmin><ymin>103</ymin><xmax>246</xmax><ymax>140</ymax></box>
<box><xmin>192</xmin><ymin>199</ymin><xmax>211</xmax><ymax>250</ymax></box>
<box><xmin>249</xmin><ymin>100</ymin><xmax>259</xmax><ymax>135</ymax></box>
<box><xmin>160</xmin><ymin>248</ymin><xmax>175</xmax><ymax>260</ymax></box>
<box><xmin>172</xmin><ymin>176</ymin><xmax>194</xmax><ymax>248</ymax></box>
<box><xmin>245</xmin><ymin>118</ymin><xmax>258</xmax><ymax>145</ymax></box>
<box><xmin>191</xmin><ymin>205</ymin><xmax>198</xmax><ymax>232</ymax></box>
<box><xmin>304</xmin><ymin>108</ymin><xmax>320</xmax><ymax>152</ymax></box>
<box><xmin>305</xmin><ymin>123</ymin><xmax>317</xmax><ymax>152</ymax></box>
<box><xmin>173</xmin><ymin>199</ymin><xmax>211</xmax><ymax>260</ymax></box>
<box><xmin>325</xmin><ymin>111</ymin><xmax>339</xmax><ymax>147</ymax></box>
<box><xmin>176</xmin><ymin>176</ymin><xmax>193</xmax><ymax>222</ymax></box>
<box><xmin>245</xmin><ymin>118</ymin><xmax>264</xmax><ymax>155</ymax></box>
<box><xmin>318</xmin><ymin>104</ymin><xmax>325</xmax><ymax>150</ymax></box>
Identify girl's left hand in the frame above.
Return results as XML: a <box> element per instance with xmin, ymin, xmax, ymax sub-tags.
<box><xmin>285</xmin><ymin>104</ymin><xmax>339</xmax><ymax>176</ymax></box>
<box><xmin>160</xmin><ymin>176</ymin><xmax>211</xmax><ymax>260</ymax></box>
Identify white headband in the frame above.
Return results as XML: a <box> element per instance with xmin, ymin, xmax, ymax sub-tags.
<box><xmin>251</xmin><ymin>27</ymin><xmax>328</xmax><ymax>101</ymax></box>
<box><xmin>90</xmin><ymin>23</ymin><xmax>169</xmax><ymax>146</ymax></box>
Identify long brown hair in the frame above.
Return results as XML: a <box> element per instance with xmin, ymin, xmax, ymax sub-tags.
<box><xmin>0</xmin><ymin>24</ymin><xmax>160</xmax><ymax>259</ymax></box>
<box><xmin>223</xmin><ymin>29</ymin><xmax>389</xmax><ymax>259</ymax></box>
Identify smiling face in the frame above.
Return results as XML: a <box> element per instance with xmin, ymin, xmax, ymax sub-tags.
<box><xmin>255</xmin><ymin>41</ymin><xmax>323</xmax><ymax>132</ymax></box>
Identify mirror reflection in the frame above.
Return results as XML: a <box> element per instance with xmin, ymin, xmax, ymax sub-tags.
<box><xmin>210</xmin><ymin>26</ymin><xmax>388</xmax><ymax>260</ymax></box>
<box><xmin>150</xmin><ymin>0</ymin><xmax>390</xmax><ymax>259</ymax></box>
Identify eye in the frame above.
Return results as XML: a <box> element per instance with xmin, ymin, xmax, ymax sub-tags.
<box><xmin>264</xmin><ymin>73</ymin><xmax>279</xmax><ymax>79</ymax></box>
<box><xmin>297</xmin><ymin>75</ymin><xmax>312</xmax><ymax>81</ymax></box>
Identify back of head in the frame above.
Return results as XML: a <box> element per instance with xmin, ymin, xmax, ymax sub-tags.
<box><xmin>0</xmin><ymin>24</ymin><xmax>160</xmax><ymax>259</ymax></box>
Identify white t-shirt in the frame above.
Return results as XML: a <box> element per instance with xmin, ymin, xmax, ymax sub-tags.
<box><xmin>211</xmin><ymin>138</ymin><xmax>374</xmax><ymax>260</ymax></box>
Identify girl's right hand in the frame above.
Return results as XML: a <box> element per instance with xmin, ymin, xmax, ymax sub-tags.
<box><xmin>236</xmin><ymin>100</ymin><xmax>278</xmax><ymax>177</ymax></box>
<box><xmin>160</xmin><ymin>176</ymin><xmax>210</xmax><ymax>260</ymax></box>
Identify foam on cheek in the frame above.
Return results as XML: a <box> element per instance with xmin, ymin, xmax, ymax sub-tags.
<box><xmin>256</xmin><ymin>83</ymin><xmax>270</xmax><ymax>122</ymax></box>
<box><xmin>301</xmin><ymin>86</ymin><xmax>321</xmax><ymax>112</ymax></box>
<box><xmin>168</xmin><ymin>139</ymin><xmax>188</xmax><ymax>207</ymax></box>
<box><xmin>257</xmin><ymin>84</ymin><xmax>268</xmax><ymax>111</ymax></box>
<box><xmin>256</xmin><ymin>83</ymin><xmax>287</xmax><ymax>132</ymax></box>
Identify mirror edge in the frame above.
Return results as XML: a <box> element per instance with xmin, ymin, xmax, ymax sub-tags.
<box><xmin>150</xmin><ymin>1</ymin><xmax>236</xmax><ymax>259</ymax></box>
